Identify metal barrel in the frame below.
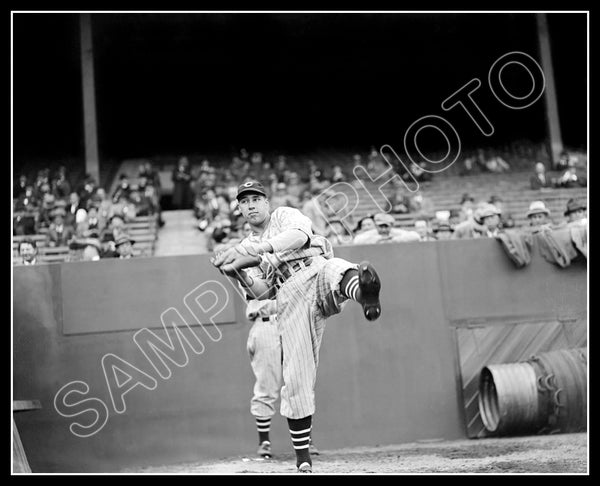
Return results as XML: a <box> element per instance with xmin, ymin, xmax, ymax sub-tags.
<box><xmin>529</xmin><ymin>347</ymin><xmax>587</xmax><ymax>433</ymax></box>
<box><xmin>479</xmin><ymin>347</ymin><xmax>587</xmax><ymax>436</ymax></box>
<box><xmin>478</xmin><ymin>361</ymin><xmax>541</xmax><ymax>435</ymax></box>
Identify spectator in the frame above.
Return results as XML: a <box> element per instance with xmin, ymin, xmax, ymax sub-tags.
<box><xmin>452</xmin><ymin>205</ymin><xmax>489</xmax><ymax>239</ymax></box>
<box><xmin>114</xmin><ymin>234</ymin><xmax>136</xmax><ymax>259</ymax></box>
<box><xmin>526</xmin><ymin>201</ymin><xmax>552</xmax><ymax>232</ymax></box>
<box><xmin>17</xmin><ymin>239</ymin><xmax>38</xmax><ymax>265</ymax></box>
<box><xmin>409</xmin><ymin>193</ymin><xmax>435</xmax><ymax>218</ymax></box>
<box><xmin>432</xmin><ymin>220</ymin><xmax>454</xmax><ymax>240</ymax></box>
<box><xmin>129</xmin><ymin>189</ymin><xmax>152</xmax><ymax>217</ymax></box>
<box><xmin>47</xmin><ymin>208</ymin><xmax>75</xmax><ymax>247</ymax></box>
<box><xmin>111</xmin><ymin>194</ymin><xmax>137</xmax><ymax>222</ymax></box>
<box><xmin>286</xmin><ymin>172</ymin><xmax>306</xmax><ymax>201</ymax></box>
<box><xmin>354</xmin><ymin>215</ymin><xmax>376</xmax><ymax>236</ymax></box>
<box><xmin>172</xmin><ymin>156</ymin><xmax>193</xmax><ymax>209</ymax></box>
<box><xmin>564</xmin><ymin>198</ymin><xmax>587</xmax><ymax>227</ymax></box>
<box><xmin>112</xmin><ymin>174</ymin><xmax>132</xmax><ymax>203</ymax></box>
<box><xmin>478</xmin><ymin>203</ymin><xmax>502</xmax><ymax>237</ymax></box>
<box><xmin>529</xmin><ymin>162</ymin><xmax>551</xmax><ymax>190</ymax></box>
<box><xmin>92</xmin><ymin>188</ymin><xmax>113</xmax><ymax>222</ymax></box>
<box><xmin>458</xmin><ymin>193</ymin><xmax>476</xmax><ymax>222</ymax></box>
<box><xmin>408</xmin><ymin>162</ymin><xmax>433</xmax><ymax>183</ymax></box>
<box><xmin>271</xmin><ymin>182</ymin><xmax>299</xmax><ymax>210</ymax></box>
<box><xmin>14</xmin><ymin>175</ymin><xmax>29</xmax><ymax>198</ymax></box>
<box><xmin>65</xmin><ymin>192</ymin><xmax>83</xmax><ymax>227</ymax></box>
<box><xmin>81</xmin><ymin>241</ymin><xmax>101</xmax><ymax>261</ymax></box>
<box><xmin>85</xmin><ymin>205</ymin><xmax>106</xmax><ymax>236</ymax></box>
<box><xmin>414</xmin><ymin>219</ymin><xmax>436</xmax><ymax>241</ymax></box>
<box><xmin>485</xmin><ymin>154</ymin><xmax>511</xmax><ymax>173</ymax></box>
<box><xmin>556</xmin><ymin>150</ymin><xmax>571</xmax><ymax>171</ymax></box>
<box><xmin>99</xmin><ymin>214</ymin><xmax>126</xmax><ymax>258</ymax></box>
<box><xmin>555</xmin><ymin>161</ymin><xmax>587</xmax><ymax>188</ymax></box>
<box><xmin>390</xmin><ymin>186</ymin><xmax>411</xmax><ymax>214</ymax></box>
<box><xmin>38</xmin><ymin>193</ymin><xmax>57</xmax><ymax>230</ymax></box>
<box><xmin>300</xmin><ymin>188</ymin><xmax>331</xmax><ymax>237</ymax></box>
<box><xmin>140</xmin><ymin>161</ymin><xmax>161</xmax><ymax>190</ymax></box>
<box><xmin>327</xmin><ymin>219</ymin><xmax>354</xmax><ymax>246</ymax></box>
<box><xmin>353</xmin><ymin>213</ymin><xmax>420</xmax><ymax>244</ymax></box>
<box><xmin>241</xmin><ymin>221</ymin><xmax>253</xmax><ymax>239</ymax></box>
<box><xmin>331</xmin><ymin>165</ymin><xmax>346</xmax><ymax>183</ymax></box>
<box><xmin>488</xmin><ymin>195</ymin><xmax>515</xmax><ymax>229</ymax></box>
<box><xmin>79</xmin><ymin>178</ymin><xmax>97</xmax><ymax>209</ymax></box>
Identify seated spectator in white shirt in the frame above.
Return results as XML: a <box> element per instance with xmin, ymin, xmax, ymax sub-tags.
<box><xmin>525</xmin><ymin>200</ymin><xmax>553</xmax><ymax>232</ymax></box>
<box><xmin>17</xmin><ymin>239</ymin><xmax>38</xmax><ymax>265</ymax></box>
<box><xmin>555</xmin><ymin>160</ymin><xmax>587</xmax><ymax>188</ymax></box>
<box><xmin>414</xmin><ymin>219</ymin><xmax>436</xmax><ymax>241</ymax></box>
<box><xmin>353</xmin><ymin>213</ymin><xmax>420</xmax><ymax>244</ymax></box>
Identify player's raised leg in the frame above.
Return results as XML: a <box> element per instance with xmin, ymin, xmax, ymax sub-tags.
<box><xmin>339</xmin><ymin>261</ymin><xmax>382</xmax><ymax>321</ymax></box>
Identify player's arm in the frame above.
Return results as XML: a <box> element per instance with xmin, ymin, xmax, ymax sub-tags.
<box><xmin>232</xmin><ymin>268</ymin><xmax>273</xmax><ymax>300</ymax></box>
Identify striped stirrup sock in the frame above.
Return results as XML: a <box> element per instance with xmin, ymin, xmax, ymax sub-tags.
<box><xmin>288</xmin><ymin>416</ymin><xmax>312</xmax><ymax>467</ymax></box>
<box><xmin>256</xmin><ymin>416</ymin><xmax>271</xmax><ymax>444</ymax></box>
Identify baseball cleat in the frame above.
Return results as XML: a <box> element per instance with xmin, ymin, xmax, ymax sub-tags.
<box><xmin>297</xmin><ymin>462</ymin><xmax>313</xmax><ymax>473</ymax></box>
<box><xmin>358</xmin><ymin>261</ymin><xmax>381</xmax><ymax>321</ymax></box>
<box><xmin>257</xmin><ymin>440</ymin><xmax>272</xmax><ymax>458</ymax></box>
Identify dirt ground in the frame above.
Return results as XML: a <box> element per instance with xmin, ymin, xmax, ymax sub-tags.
<box><xmin>125</xmin><ymin>432</ymin><xmax>587</xmax><ymax>474</ymax></box>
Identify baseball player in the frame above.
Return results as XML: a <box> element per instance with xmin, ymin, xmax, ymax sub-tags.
<box><xmin>214</xmin><ymin>241</ymin><xmax>319</xmax><ymax>460</ymax></box>
<box><xmin>212</xmin><ymin>180</ymin><xmax>382</xmax><ymax>473</ymax></box>
<box><xmin>244</xmin><ymin>298</ymin><xmax>320</xmax><ymax>459</ymax></box>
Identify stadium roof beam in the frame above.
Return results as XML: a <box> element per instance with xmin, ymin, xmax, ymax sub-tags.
<box><xmin>536</xmin><ymin>13</ymin><xmax>564</xmax><ymax>169</ymax></box>
<box><xmin>80</xmin><ymin>13</ymin><xmax>100</xmax><ymax>184</ymax></box>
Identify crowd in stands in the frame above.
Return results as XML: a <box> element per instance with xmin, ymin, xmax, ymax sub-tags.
<box><xmin>14</xmin><ymin>143</ymin><xmax>587</xmax><ymax>264</ymax></box>
<box><xmin>169</xmin><ymin>146</ymin><xmax>586</xmax><ymax>251</ymax></box>
<box><xmin>13</xmin><ymin>162</ymin><xmax>163</xmax><ymax>264</ymax></box>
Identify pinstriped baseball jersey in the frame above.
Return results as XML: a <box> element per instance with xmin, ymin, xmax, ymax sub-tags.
<box><xmin>238</xmin><ymin>205</ymin><xmax>357</xmax><ymax>419</ymax></box>
<box><xmin>246</xmin><ymin>299</ymin><xmax>282</xmax><ymax>418</ymax></box>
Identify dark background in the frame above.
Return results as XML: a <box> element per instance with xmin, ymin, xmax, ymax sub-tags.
<box><xmin>13</xmin><ymin>12</ymin><xmax>587</xmax><ymax>163</ymax></box>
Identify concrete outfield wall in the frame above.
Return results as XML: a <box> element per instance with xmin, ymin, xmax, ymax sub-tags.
<box><xmin>13</xmin><ymin>240</ymin><xmax>586</xmax><ymax>472</ymax></box>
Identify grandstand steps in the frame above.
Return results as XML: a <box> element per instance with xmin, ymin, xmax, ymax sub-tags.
<box><xmin>153</xmin><ymin>210</ymin><xmax>208</xmax><ymax>256</ymax></box>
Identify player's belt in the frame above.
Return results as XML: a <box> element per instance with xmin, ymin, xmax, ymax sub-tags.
<box><xmin>275</xmin><ymin>257</ymin><xmax>313</xmax><ymax>286</ymax></box>
<box><xmin>261</xmin><ymin>316</ymin><xmax>271</xmax><ymax>322</ymax></box>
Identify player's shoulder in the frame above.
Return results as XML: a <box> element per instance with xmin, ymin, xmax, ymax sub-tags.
<box><xmin>271</xmin><ymin>205</ymin><xmax>305</xmax><ymax>220</ymax></box>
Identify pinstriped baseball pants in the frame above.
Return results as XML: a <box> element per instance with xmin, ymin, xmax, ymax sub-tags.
<box><xmin>247</xmin><ymin>316</ymin><xmax>283</xmax><ymax>418</ymax></box>
<box><xmin>276</xmin><ymin>256</ymin><xmax>357</xmax><ymax>419</ymax></box>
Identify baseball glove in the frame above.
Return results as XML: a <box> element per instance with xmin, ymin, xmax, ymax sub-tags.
<box><xmin>211</xmin><ymin>244</ymin><xmax>262</xmax><ymax>276</ymax></box>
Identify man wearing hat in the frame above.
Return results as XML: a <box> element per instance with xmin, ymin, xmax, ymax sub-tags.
<box><xmin>478</xmin><ymin>203</ymin><xmax>503</xmax><ymax>237</ymax></box>
<box><xmin>211</xmin><ymin>179</ymin><xmax>383</xmax><ymax>473</ymax></box>
<box><xmin>353</xmin><ymin>212</ymin><xmax>419</xmax><ymax>244</ymax></box>
<box><xmin>432</xmin><ymin>220</ymin><xmax>454</xmax><ymax>240</ymax></box>
<box><xmin>564</xmin><ymin>199</ymin><xmax>587</xmax><ymax>227</ymax></box>
<box><xmin>526</xmin><ymin>200</ymin><xmax>552</xmax><ymax>231</ymax></box>
<box><xmin>47</xmin><ymin>207</ymin><xmax>75</xmax><ymax>247</ymax></box>
<box><xmin>452</xmin><ymin>203</ymin><xmax>501</xmax><ymax>239</ymax></box>
<box><xmin>114</xmin><ymin>233</ymin><xmax>136</xmax><ymax>259</ymax></box>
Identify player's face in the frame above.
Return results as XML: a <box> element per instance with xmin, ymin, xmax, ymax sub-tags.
<box><xmin>238</xmin><ymin>194</ymin><xmax>269</xmax><ymax>225</ymax></box>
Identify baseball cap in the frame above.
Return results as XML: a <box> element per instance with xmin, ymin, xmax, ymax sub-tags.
<box><xmin>374</xmin><ymin>213</ymin><xmax>395</xmax><ymax>226</ymax></box>
<box><xmin>236</xmin><ymin>180</ymin><xmax>267</xmax><ymax>201</ymax></box>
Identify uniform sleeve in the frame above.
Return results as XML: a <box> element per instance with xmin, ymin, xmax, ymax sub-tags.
<box><xmin>272</xmin><ymin>206</ymin><xmax>313</xmax><ymax>237</ymax></box>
